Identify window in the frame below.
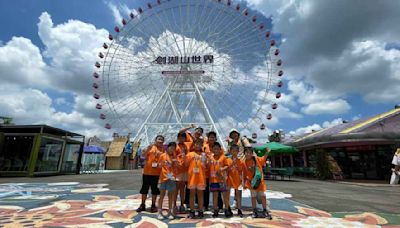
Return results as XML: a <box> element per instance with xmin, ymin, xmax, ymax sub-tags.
<box><xmin>61</xmin><ymin>144</ymin><xmax>81</xmax><ymax>173</ymax></box>
<box><xmin>35</xmin><ymin>137</ymin><xmax>64</xmax><ymax>172</ymax></box>
<box><xmin>0</xmin><ymin>135</ymin><xmax>34</xmax><ymax>172</ymax></box>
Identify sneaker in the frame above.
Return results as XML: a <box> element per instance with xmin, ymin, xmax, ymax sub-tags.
<box><xmin>150</xmin><ymin>204</ymin><xmax>158</xmax><ymax>213</ymax></box>
<box><xmin>187</xmin><ymin>210</ymin><xmax>196</xmax><ymax>219</ymax></box>
<box><xmin>179</xmin><ymin>205</ymin><xmax>186</xmax><ymax>213</ymax></box>
<box><xmin>198</xmin><ymin>210</ymin><xmax>204</xmax><ymax>219</ymax></box>
<box><xmin>237</xmin><ymin>209</ymin><xmax>243</xmax><ymax>218</ymax></box>
<box><xmin>228</xmin><ymin>207</ymin><xmax>234</xmax><ymax>217</ymax></box>
<box><xmin>157</xmin><ymin>213</ymin><xmax>164</xmax><ymax>220</ymax></box>
<box><xmin>263</xmin><ymin>209</ymin><xmax>272</xmax><ymax>220</ymax></box>
<box><xmin>136</xmin><ymin>203</ymin><xmax>146</xmax><ymax>212</ymax></box>
<box><xmin>224</xmin><ymin>209</ymin><xmax>230</xmax><ymax>218</ymax></box>
<box><xmin>212</xmin><ymin>209</ymin><xmax>219</xmax><ymax>218</ymax></box>
<box><xmin>230</xmin><ymin>200</ymin><xmax>237</xmax><ymax>209</ymax></box>
<box><xmin>167</xmin><ymin>213</ymin><xmax>175</xmax><ymax>220</ymax></box>
<box><xmin>204</xmin><ymin>206</ymin><xmax>209</xmax><ymax>211</ymax></box>
<box><xmin>252</xmin><ymin>209</ymin><xmax>258</xmax><ymax>218</ymax></box>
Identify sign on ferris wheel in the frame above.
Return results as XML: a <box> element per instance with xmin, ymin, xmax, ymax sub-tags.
<box><xmin>93</xmin><ymin>0</ymin><xmax>284</xmax><ymax>147</ymax></box>
<box><xmin>155</xmin><ymin>55</ymin><xmax>214</xmax><ymax>65</ymax></box>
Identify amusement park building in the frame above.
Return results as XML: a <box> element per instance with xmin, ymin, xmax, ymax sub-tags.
<box><xmin>285</xmin><ymin>107</ymin><xmax>400</xmax><ymax>180</ymax></box>
<box><xmin>0</xmin><ymin>125</ymin><xmax>84</xmax><ymax>177</ymax></box>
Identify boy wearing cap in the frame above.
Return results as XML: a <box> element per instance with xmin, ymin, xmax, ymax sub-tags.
<box><xmin>228</xmin><ymin>129</ymin><xmax>251</xmax><ymax>161</ymax></box>
<box><xmin>243</xmin><ymin>147</ymin><xmax>272</xmax><ymax>219</ymax></box>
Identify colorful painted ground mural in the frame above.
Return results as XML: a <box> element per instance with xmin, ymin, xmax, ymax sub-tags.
<box><xmin>0</xmin><ymin>182</ymin><xmax>399</xmax><ymax>227</ymax></box>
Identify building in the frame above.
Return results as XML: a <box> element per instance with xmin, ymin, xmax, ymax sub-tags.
<box><xmin>105</xmin><ymin>136</ymin><xmax>129</xmax><ymax>170</ymax></box>
<box><xmin>0</xmin><ymin>125</ymin><xmax>84</xmax><ymax>176</ymax></box>
<box><xmin>285</xmin><ymin>108</ymin><xmax>400</xmax><ymax>180</ymax></box>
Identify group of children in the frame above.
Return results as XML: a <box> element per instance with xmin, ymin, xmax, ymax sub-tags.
<box><xmin>136</xmin><ymin>126</ymin><xmax>272</xmax><ymax>220</ymax></box>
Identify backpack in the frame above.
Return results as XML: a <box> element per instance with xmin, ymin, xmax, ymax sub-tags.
<box><xmin>251</xmin><ymin>157</ymin><xmax>262</xmax><ymax>189</ymax></box>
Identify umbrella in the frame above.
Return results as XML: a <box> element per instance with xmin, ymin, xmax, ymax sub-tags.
<box><xmin>84</xmin><ymin>145</ymin><xmax>105</xmax><ymax>153</ymax></box>
<box><xmin>253</xmin><ymin>142</ymin><xmax>298</xmax><ymax>157</ymax></box>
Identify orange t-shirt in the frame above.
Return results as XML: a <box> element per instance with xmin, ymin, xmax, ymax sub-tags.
<box><xmin>158</xmin><ymin>153</ymin><xmax>179</xmax><ymax>183</ymax></box>
<box><xmin>226</xmin><ymin>157</ymin><xmax>244</xmax><ymax>189</ymax></box>
<box><xmin>203</xmin><ymin>142</ymin><xmax>224</xmax><ymax>178</ymax></box>
<box><xmin>209</xmin><ymin>154</ymin><xmax>228</xmax><ymax>183</ymax></box>
<box><xmin>143</xmin><ymin>145</ymin><xmax>165</xmax><ymax>176</ymax></box>
<box><xmin>243</xmin><ymin>156</ymin><xmax>267</xmax><ymax>192</ymax></box>
<box><xmin>175</xmin><ymin>142</ymin><xmax>190</xmax><ymax>175</ymax></box>
<box><xmin>186</xmin><ymin>151</ymin><xmax>207</xmax><ymax>188</ymax></box>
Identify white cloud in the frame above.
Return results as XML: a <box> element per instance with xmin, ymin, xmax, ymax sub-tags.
<box><xmin>289</xmin><ymin>118</ymin><xmax>343</xmax><ymax>136</ymax></box>
<box><xmin>0</xmin><ymin>37</ymin><xmax>48</xmax><ymax>87</ymax></box>
<box><xmin>107</xmin><ymin>2</ymin><xmax>123</xmax><ymax>26</ymax></box>
<box><xmin>302</xmin><ymin>99</ymin><xmax>351</xmax><ymax>115</ymax></box>
<box><xmin>0</xmin><ymin>12</ymin><xmax>111</xmax><ymax>140</ymax></box>
<box><xmin>38</xmin><ymin>12</ymin><xmax>108</xmax><ymax>93</ymax></box>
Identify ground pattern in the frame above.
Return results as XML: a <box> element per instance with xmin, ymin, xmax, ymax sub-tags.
<box><xmin>0</xmin><ymin>182</ymin><xmax>399</xmax><ymax>227</ymax></box>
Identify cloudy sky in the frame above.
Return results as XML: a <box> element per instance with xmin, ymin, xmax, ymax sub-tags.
<box><xmin>0</xmin><ymin>0</ymin><xmax>399</xmax><ymax>141</ymax></box>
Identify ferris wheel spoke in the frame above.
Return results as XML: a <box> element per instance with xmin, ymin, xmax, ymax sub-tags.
<box><xmin>189</xmin><ymin>2</ymin><xmax>219</xmax><ymax>55</ymax></box>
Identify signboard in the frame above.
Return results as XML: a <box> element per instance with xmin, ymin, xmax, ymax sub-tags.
<box><xmin>155</xmin><ymin>55</ymin><xmax>214</xmax><ymax>65</ymax></box>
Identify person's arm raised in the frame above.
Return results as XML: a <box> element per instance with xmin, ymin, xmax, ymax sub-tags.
<box><xmin>179</xmin><ymin>123</ymin><xmax>196</xmax><ymax>133</ymax></box>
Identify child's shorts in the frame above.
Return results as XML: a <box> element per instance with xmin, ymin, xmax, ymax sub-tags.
<box><xmin>210</xmin><ymin>183</ymin><xmax>226</xmax><ymax>192</ymax></box>
<box><xmin>250</xmin><ymin>190</ymin><xmax>266</xmax><ymax>198</ymax></box>
<box><xmin>187</xmin><ymin>183</ymin><xmax>206</xmax><ymax>190</ymax></box>
<box><xmin>159</xmin><ymin>180</ymin><xmax>176</xmax><ymax>191</ymax></box>
<box><xmin>176</xmin><ymin>173</ymin><xmax>187</xmax><ymax>182</ymax></box>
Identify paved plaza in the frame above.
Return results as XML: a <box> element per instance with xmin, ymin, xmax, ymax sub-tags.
<box><xmin>0</xmin><ymin>171</ymin><xmax>399</xmax><ymax>227</ymax></box>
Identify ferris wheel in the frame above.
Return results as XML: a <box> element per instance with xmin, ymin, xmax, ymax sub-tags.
<box><xmin>93</xmin><ymin>0</ymin><xmax>284</xmax><ymax>147</ymax></box>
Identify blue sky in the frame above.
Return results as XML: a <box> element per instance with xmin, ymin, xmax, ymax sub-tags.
<box><xmin>0</xmin><ymin>0</ymin><xmax>399</xmax><ymax>141</ymax></box>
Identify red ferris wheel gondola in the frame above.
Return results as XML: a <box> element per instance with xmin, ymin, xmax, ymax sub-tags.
<box><xmin>276</xmin><ymin>92</ymin><xmax>281</xmax><ymax>99</ymax></box>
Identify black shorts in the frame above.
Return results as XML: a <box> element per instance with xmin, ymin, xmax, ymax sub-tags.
<box><xmin>140</xmin><ymin>174</ymin><xmax>160</xmax><ymax>195</ymax></box>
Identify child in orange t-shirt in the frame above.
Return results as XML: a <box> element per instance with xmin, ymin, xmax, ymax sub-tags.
<box><xmin>209</xmin><ymin>142</ymin><xmax>230</xmax><ymax>218</ymax></box>
<box><xmin>174</xmin><ymin>132</ymin><xmax>190</xmax><ymax>213</ymax></box>
<box><xmin>136</xmin><ymin>135</ymin><xmax>165</xmax><ymax>213</ymax></box>
<box><xmin>243</xmin><ymin>147</ymin><xmax>272</xmax><ymax>219</ymax></box>
<box><xmin>225</xmin><ymin>144</ymin><xmax>244</xmax><ymax>217</ymax></box>
<box><xmin>185</xmin><ymin>138</ymin><xmax>207</xmax><ymax>219</ymax></box>
<box><xmin>157</xmin><ymin>142</ymin><xmax>180</xmax><ymax>220</ymax></box>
